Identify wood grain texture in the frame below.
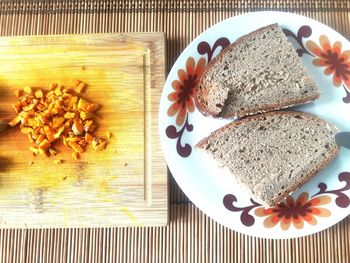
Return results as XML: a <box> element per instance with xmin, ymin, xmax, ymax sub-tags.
<box><xmin>0</xmin><ymin>0</ymin><xmax>349</xmax><ymax>262</ymax></box>
<box><xmin>0</xmin><ymin>33</ymin><xmax>167</xmax><ymax>227</ymax></box>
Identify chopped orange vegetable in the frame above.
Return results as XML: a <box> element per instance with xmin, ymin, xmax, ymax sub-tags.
<box><xmin>44</xmin><ymin>126</ymin><xmax>55</xmax><ymax>142</ymax></box>
<box><xmin>34</xmin><ymin>90</ymin><xmax>43</xmax><ymax>98</ymax></box>
<box><xmin>80</xmin><ymin>111</ymin><xmax>96</xmax><ymax>121</ymax></box>
<box><xmin>72</xmin><ymin>119</ymin><xmax>84</xmax><ymax>135</ymax></box>
<box><xmin>54</xmin><ymin>126</ymin><xmax>65</xmax><ymax>139</ymax></box>
<box><xmin>75</xmin><ymin>82</ymin><xmax>86</xmax><ymax>93</ymax></box>
<box><xmin>10</xmin><ymin>81</ymin><xmax>107</xmax><ymax>159</ymax></box>
<box><xmin>55</xmin><ymin>87</ymin><xmax>63</xmax><ymax>96</ymax></box>
<box><xmin>50</xmin><ymin>83</ymin><xmax>57</xmax><ymax>90</ymax></box>
<box><xmin>94</xmin><ymin>141</ymin><xmax>106</xmax><ymax>151</ymax></box>
<box><xmin>73</xmin><ymin>79</ymin><xmax>81</xmax><ymax>86</ymax></box>
<box><xmin>69</xmin><ymin>141</ymin><xmax>84</xmax><ymax>153</ymax></box>
<box><xmin>23</xmin><ymin>86</ymin><xmax>32</xmax><ymax>94</ymax></box>
<box><xmin>72</xmin><ymin>152</ymin><xmax>79</xmax><ymax>160</ymax></box>
<box><xmin>64</xmin><ymin>112</ymin><xmax>75</xmax><ymax>119</ymax></box>
<box><xmin>91</xmin><ymin>138</ymin><xmax>98</xmax><ymax>148</ymax></box>
<box><xmin>49</xmin><ymin>148</ymin><xmax>58</xmax><ymax>156</ymax></box>
<box><xmin>35</xmin><ymin>134</ymin><xmax>45</xmax><ymax>144</ymax></box>
<box><xmin>78</xmin><ymin>99</ymin><xmax>99</xmax><ymax>113</ymax></box>
<box><xmin>15</xmin><ymin>90</ymin><xmax>23</xmax><ymax>98</ymax></box>
<box><xmin>68</xmin><ymin>131</ymin><xmax>76</xmax><ymax>138</ymax></box>
<box><xmin>39</xmin><ymin>139</ymin><xmax>51</xmax><ymax>151</ymax></box>
<box><xmin>63</xmin><ymin>88</ymin><xmax>73</xmax><ymax>94</ymax></box>
<box><xmin>8</xmin><ymin>115</ymin><xmax>21</xmax><ymax>127</ymax></box>
<box><xmin>27</xmin><ymin>134</ymin><xmax>34</xmax><ymax>143</ymax></box>
<box><xmin>29</xmin><ymin>146</ymin><xmax>39</xmax><ymax>154</ymax></box>
<box><xmin>52</xmin><ymin>117</ymin><xmax>65</xmax><ymax>128</ymax></box>
<box><xmin>85</xmin><ymin>133</ymin><xmax>93</xmax><ymax>144</ymax></box>
<box><xmin>38</xmin><ymin>148</ymin><xmax>50</xmax><ymax>157</ymax></box>
<box><xmin>78</xmin><ymin>140</ymin><xmax>86</xmax><ymax>147</ymax></box>
<box><xmin>84</xmin><ymin>120</ymin><xmax>97</xmax><ymax>132</ymax></box>
<box><xmin>67</xmin><ymin>96</ymin><xmax>78</xmax><ymax>107</ymax></box>
<box><xmin>91</xmin><ymin>137</ymin><xmax>107</xmax><ymax>151</ymax></box>
<box><xmin>12</xmin><ymin>103</ymin><xmax>21</xmax><ymax>113</ymax></box>
<box><xmin>20</xmin><ymin>127</ymin><xmax>33</xmax><ymax>134</ymax></box>
<box><xmin>22</xmin><ymin>103</ymin><xmax>35</xmax><ymax>112</ymax></box>
<box><xmin>62</xmin><ymin>136</ymin><xmax>68</xmax><ymax>147</ymax></box>
<box><xmin>66</xmin><ymin>137</ymin><xmax>79</xmax><ymax>142</ymax></box>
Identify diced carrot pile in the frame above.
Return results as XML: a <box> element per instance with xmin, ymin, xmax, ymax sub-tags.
<box><xmin>9</xmin><ymin>81</ymin><xmax>108</xmax><ymax>159</ymax></box>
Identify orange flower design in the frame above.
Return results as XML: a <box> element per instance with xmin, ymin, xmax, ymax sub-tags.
<box><xmin>167</xmin><ymin>57</ymin><xmax>206</xmax><ymax>126</ymax></box>
<box><xmin>255</xmin><ymin>192</ymin><xmax>331</xmax><ymax>230</ymax></box>
<box><xmin>306</xmin><ymin>35</ymin><xmax>350</xmax><ymax>88</ymax></box>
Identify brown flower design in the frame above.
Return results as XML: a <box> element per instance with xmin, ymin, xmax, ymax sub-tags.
<box><xmin>307</xmin><ymin>35</ymin><xmax>350</xmax><ymax>88</ymax></box>
<box><xmin>167</xmin><ymin>57</ymin><xmax>206</xmax><ymax>126</ymax></box>
<box><xmin>254</xmin><ymin>193</ymin><xmax>331</xmax><ymax>230</ymax></box>
<box><xmin>166</xmin><ymin>38</ymin><xmax>231</xmax><ymax>158</ymax></box>
<box><xmin>223</xmin><ymin>172</ymin><xmax>350</xmax><ymax>229</ymax></box>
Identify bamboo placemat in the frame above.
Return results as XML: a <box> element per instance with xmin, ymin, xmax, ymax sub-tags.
<box><xmin>0</xmin><ymin>1</ymin><xmax>350</xmax><ymax>262</ymax></box>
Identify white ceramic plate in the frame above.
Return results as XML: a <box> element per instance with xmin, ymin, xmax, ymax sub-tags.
<box><xmin>159</xmin><ymin>11</ymin><xmax>350</xmax><ymax>239</ymax></box>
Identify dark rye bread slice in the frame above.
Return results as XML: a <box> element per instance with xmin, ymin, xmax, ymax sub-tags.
<box><xmin>196</xmin><ymin>111</ymin><xmax>340</xmax><ymax>207</ymax></box>
<box><xmin>195</xmin><ymin>24</ymin><xmax>321</xmax><ymax>118</ymax></box>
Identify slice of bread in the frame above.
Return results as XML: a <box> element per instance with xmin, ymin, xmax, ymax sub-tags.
<box><xmin>196</xmin><ymin>111</ymin><xmax>340</xmax><ymax>207</ymax></box>
<box><xmin>196</xmin><ymin>24</ymin><xmax>321</xmax><ymax>118</ymax></box>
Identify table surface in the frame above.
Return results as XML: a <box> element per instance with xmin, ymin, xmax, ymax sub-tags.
<box><xmin>0</xmin><ymin>1</ymin><xmax>349</xmax><ymax>262</ymax></box>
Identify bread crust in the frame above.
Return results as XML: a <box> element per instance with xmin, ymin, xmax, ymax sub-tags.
<box><xmin>268</xmin><ymin>145</ymin><xmax>339</xmax><ymax>207</ymax></box>
<box><xmin>196</xmin><ymin>111</ymin><xmax>340</xmax><ymax>207</ymax></box>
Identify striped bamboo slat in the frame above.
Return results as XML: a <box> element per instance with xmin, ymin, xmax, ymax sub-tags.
<box><xmin>0</xmin><ymin>0</ymin><xmax>349</xmax><ymax>262</ymax></box>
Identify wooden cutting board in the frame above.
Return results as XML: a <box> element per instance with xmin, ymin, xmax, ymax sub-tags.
<box><xmin>0</xmin><ymin>33</ymin><xmax>167</xmax><ymax>227</ymax></box>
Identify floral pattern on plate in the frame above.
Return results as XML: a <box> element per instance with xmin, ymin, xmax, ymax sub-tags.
<box><xmin>223</xmin><ymin>172</ymin><xmax>350</xmax><ymax>230</ymax></box>
<box><xmin>306</xmin><ymin>35</ymin><xmax>350</xmax><ymax>103</ymax></box>
<box><xmin>254</xmin><ymin>193</ymin><xmax>331</xmax><ymax>230</ymax></box>
<box><xmin>165</xmin><ymin>38</ymin><xmax>230</xmax><ymax>157</ymax></box>
<box><xmin>165</xmin><ymin>57</ymin><xmax>205</xmax><ymax>157</ymax></box>
<box><xmin>167</xmin><ymin>57</ymin><xmax>206</xmax><ymax>127</ymax></box>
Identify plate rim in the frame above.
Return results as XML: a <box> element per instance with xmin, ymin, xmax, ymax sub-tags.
<box><xmin>159</xmin><ymin>10</ymin><xmax>350</xmax><ymax>239</ymax></box>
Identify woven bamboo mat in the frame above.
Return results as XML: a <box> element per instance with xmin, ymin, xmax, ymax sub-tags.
<box><xmin>0</xmin><ymin>1</ymin><xmax>350</xmax><ymax>262</ymax></box>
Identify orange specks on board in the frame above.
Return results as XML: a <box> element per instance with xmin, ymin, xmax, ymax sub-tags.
<box><xmin>120</xmin><ymin>207</ymin><xmax>137</xmax><ymax>223</ymax></box>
